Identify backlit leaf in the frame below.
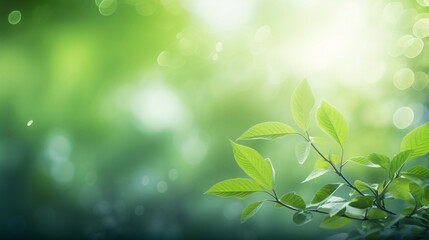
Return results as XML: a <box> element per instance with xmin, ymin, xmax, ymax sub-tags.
<box><xmin>275</xmin><ymin>192</ymin><xmax>306</xmax><ymax>210</ymax></box>
<box><xmin>231</xmin><ymin>141</ymin><xmax>273</xmax><ymax>189</ymax></box>
<box><xmin>302</xmin><ymin>168</ymin><xmax>330</xmax><ymax>183</ymax></box>
<box><xmin>401</xmin><ymin>122</ymin><xmax>429</xmax><ymax>159</ymax></box>
<box><xmin>241</xmin><ymin>201</ymin><xmax>264</xmax><ymax>222</ymax></box>
<box><xmin>367</xmin><ymin>153</ymin><xmax>390</xmax><ymax>169</ymax></box>
<box><xmin>205</xmin><ymin>178</ymin><xmax>264</xmax><ymax>198</ymax></box>
<box><xmin>311</xmin><ymin>184</ymin><xmax>342</xmax><ymax>204</ymax></box>
<box><xmin>237</xmin><ymin>122</ymin><xmax>297</xmax><ymax>140</ymax></box>
<box><xmin>291</xmin><ymin>79</ymin><xmax>315</xmax><ymax>131</ymax></box>
<box><xmin>296</xmin><ymin>142</ymin><xmax>311</xmax><ymax>165</ymax></box>
<box><xmin>316</xmin><ymin>101</ymin><xmax>349</xmax><ymax>147</ymax></box>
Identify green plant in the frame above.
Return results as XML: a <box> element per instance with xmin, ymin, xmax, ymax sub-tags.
<box><xmin>204</xmin><ymin>79</ymin><xmax>429</xmax><ymax>239</ymax></box>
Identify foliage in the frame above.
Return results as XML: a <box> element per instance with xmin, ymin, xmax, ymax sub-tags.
<box><xmin>205</xmin><ymin>79</ymin><xmax>429</xmax><ymax>239</ymax></box>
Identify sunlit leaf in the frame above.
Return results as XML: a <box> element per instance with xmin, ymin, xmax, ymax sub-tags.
<box><xmin>422</xmin><ymin>185</ymin><xmax>429</xmax><ymax>206</ymax></box>
<box><xmin>205</xmin><ymin>178</ymin><xmax>264</xmax><ymax>198</ymax></box>
<box><xmin>320</xmin><ymin>214</ymin><xmax>351</xmax><ymax>229</ymax></box>
<box><xmin>316</xmin><ymin>101</ymin><xmax>349</xmax><ymax>147</ymax></box>
<box><xmin>387</xmin><ymin>178</ymin><xmax>414</xmax><ymax>204</ymax></box>
<box><xmin>293</xmin><ymin>211</ymin><xmax>313</xmax><ymax>226</ymax></box>
<box><xmin>265</xmin><ymin>158</ymin><xmax>275</xmax><ymax>183</ymax></box>
<box><xmin>275</xmin><ymin>192</ymin><xmax>306</xmax><ymax>210</ymax></box>
<box><xmin>291</xmin><ymin>79</ymin><xmax>315</xmax><ymax>131</ymax></box>
<box><xmin>401</xmin><ymin>122</ymin><xmax>429</xmax><ymax>159</ymax></box>
<box><xmin>241</xmin><ymin>201</ymin><xmax>264</xmax><ymax>222</ymax></box>
<box><xmin>347</xmin><ymin>156</ymin><xmax>379</xmax><ymax>168</ymax></box>
<box><xmin>355</xmin><ymin>180</ymin><xmax>378</xmax><ymax>196</ymax></box>
<box><xmin>231</xmin><ymin>141</ymin><xmax>273</xmax><ymax>189</ymax></box>
<box><xmin>310</xmin><ymin>136</ymin><xmax>326</xmax><ymax>144</ymax></box>
<box><xmin>302</xmin><ymin>168</ymin><xmax>330</xmax><ymax>183</ymax></box>
<box><xmin>314</xmin><ymin>155</ymin><xmax>340</xmax><ymax>170</ymax></box>
<box><xmin>409</xmin><ymin>182</ymin><xmax>423</xmax><ymax>207</ymax></box>
<box><xmin>403</xmin><ymin>166</ymin><xmax>429</xmax><ymax>181</ymax></box>
<box><xmin>328</xmin><ymin>202</ymin><xmax>350</xmax><ymax>217</ymax></box>
<box><xmin>237</xmin><ymin>122</ymin><xmax>297</xmax><ymax>140</ymax></box>
<box><xmin>367</xmin><ymin>153</ymin><xmax>390</xmax><ymax>170</ymax></box>
<box><xmin>296</xmin><ymin>142</ymin><xmax>311</xmax><ymax>165</ymax></box>
<box><xmin>311</xmin><ymin>184</ymin><xmax>342</xmax><ymax>204</ymax></box>
<box><xmin>390</xmin><ymin>150</ymin><xmax>414</xmax><ymax>177</ymax></box>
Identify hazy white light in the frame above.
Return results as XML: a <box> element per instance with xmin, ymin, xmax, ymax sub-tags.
<box><xmin>215</xmin><ymin>42</ymin><xmax>223</xmax><ymax>52</ymax></box>
<box><xmin>131</xmin><ymin>81</ymin><xmax>186</xmax><ymax>131</ymax></box>
<box><xmin>278</xmin><ymin>1</ymin><xmax>383</xmax><ymax>85</ymax></box>
<box><xmin>27</xmin><ymin>120</ymin><xmax>33</xmax><ymax>126</ymax></box>
<box><xmin>157</xmin><ymin>181</ymin><xmax>168</xmax><ymax>193</ymax></box>
<box><xmin>254</xmin><ymin>25</ymin><xmax>271</xmax><ymax>43</ymax></box>
<box><xmin>393</xmin><ymin>107</ymin><xmax>414</xmax><ymax>129</ymax></box>
<box><xmin>383</xmin><ymin>2</ymin><xmax>403</xmax><ymax>23</ymax></box>
<box><xmin>393</xmin><ymin>68</ymin><xmax>414</xmax><ymax>90</ymax></box>
<box><xmin>189</xmin><ymin>0</ymin><xmax>255</xmax><ymax>33</ymax></box>
<box><xmin>181</xmin><ymin>132</ymin><xmax>207</xmax><ymax>165</ymax></box>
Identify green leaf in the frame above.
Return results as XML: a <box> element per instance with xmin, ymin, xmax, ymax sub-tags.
<box><xmin>367</xmin><ymin>153</ymin><xmax>390</xmax><ymax>170</ymax></box>
<box><xmin>422</xmin><ymin>185</ymin><xmax>429</xmax><ymax>206</ymax></box>
<box><xmin>237</xmin><ymin>122</ymin><xmax>297</xmax><ymax>140</ymax></box>
<box><xmin>241</xmin><ymin>201</ymin><xmax>264</xmax><ymax>222</ymax></box>
<box><xmin>310</xmin><ymin>136</ymin><xmax>326</xmax><ymax>144</ymax></box>
<box><xmin>401</xmin><ymin>122</ymin><xmax>429</xmax><ymax>160</ymax></box>
<box><xmin>328</xmin><ymin>202</ymin><xmax>350</xmax><ymax>217</ymax></box>
<box><xmin>320</xmin><ymin>215</ymin><xmax>351</xmax><ymax>229</ymax></box>
<box><xmin>302</xmin><ymin>168</ymin><xmax>330</xmax><ymax>183</ymax></box>
<box><xmin>347</xmin><ymin>156</ymin><xmax>379</xmax><ymax>168</ymax></box>
<box><xmin>314</xmin><ymin>155</ymin><xmax>340</xmax><ymax>170</ymax></box>
<box><xmin>367</xmin><ymin>208</ymin><xmax>387</xmax><ymax>219</ymax></box>
<box><xmin>403</xmin><ymin>166</ymin><xmax>429</xmax><ymax>180</ymax></box>
<box><xmin>390</xmin><ymin>150</ymin><xmax>414</xmax><ymax>177</ymax></box>
<box><xmin>311</xmin><ymin>184</ymin><xmax>342</xmax><ymax>204</ymax></box>
<box><xmin>205</xmin><ymin>178</ymin><xmax>264</xmax><ymax>198</ymax></box>
<box><xmin>401</xmin><ymin>207</ymin><xmax>414</xmax><ymax>215</ymax></box>
<box><xmin>387</xmin><ymin>178</ymin><xmax>414</xmax><ymax>204</ymax></box>
<box><xmin>231</xmin><ymin>141</ymin><xmax>273</xmax><ymax>189</ymax></box>
<box><xmin>355</xmin><ymin>180</ymin><xmax>378</xmax><ymax>196</ymax></box>
<box><xmin>293</xmin><ymin>211</ymin><xmax>313</xmax><ymax>226</ymax></box>
<box><xmin>265</xmin><ymin>158</ymin><xmax>275</xmax><ymax>183</ymax></box>
<box><xmin>409</xmin><ymin>182</ymin><xmax>423</xmax><ymax>206</ymax></box>
<box><xmin>349</xmin><ymin>196</ymin><xmax>375</xmax><ymax>209</ymax></box>
<box><xmin>291</xmin><ymin>79</ymin><xmax>315</xmax><ymax>131</ymax></box>
<box><xmin>295</xmin><ymin>142</ymin><xmax>311</xmax><ymax>165</ymax></box>
<box><xmin>278</xmin><ymin>192</ymin><xmax>306</xmax><ymax>210</ymax></box>
<box><xmin>316</xmin><ymin>101</ymin><xmax>349</xmax><ymax>147</ymax></box>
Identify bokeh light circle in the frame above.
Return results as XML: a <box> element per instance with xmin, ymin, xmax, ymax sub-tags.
<box><xmin>393</xmin><ymin>68</ymin><xmax>414</xmax><ymax>90</ymax></box>
<box><xmin>8</xmin><ymin>10</ymin><xmax>22</xmax><ymax>25</ymax></box>
<box><xmin>393</xmin><ymin>107</ymin><xmax>414</xmax><ymax>129</ymax></box>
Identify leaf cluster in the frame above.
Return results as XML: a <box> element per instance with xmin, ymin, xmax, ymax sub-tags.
<box><xmin>205</xmin><ymin>79</ymin><xmax>429</xmax><ymax>239</ymax></box>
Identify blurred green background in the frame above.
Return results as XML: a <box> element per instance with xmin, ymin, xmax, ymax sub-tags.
<box><xmin>1</xmin><ymin>0</ymin><xmax>429</xmax><ymax>239</ymax></box>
